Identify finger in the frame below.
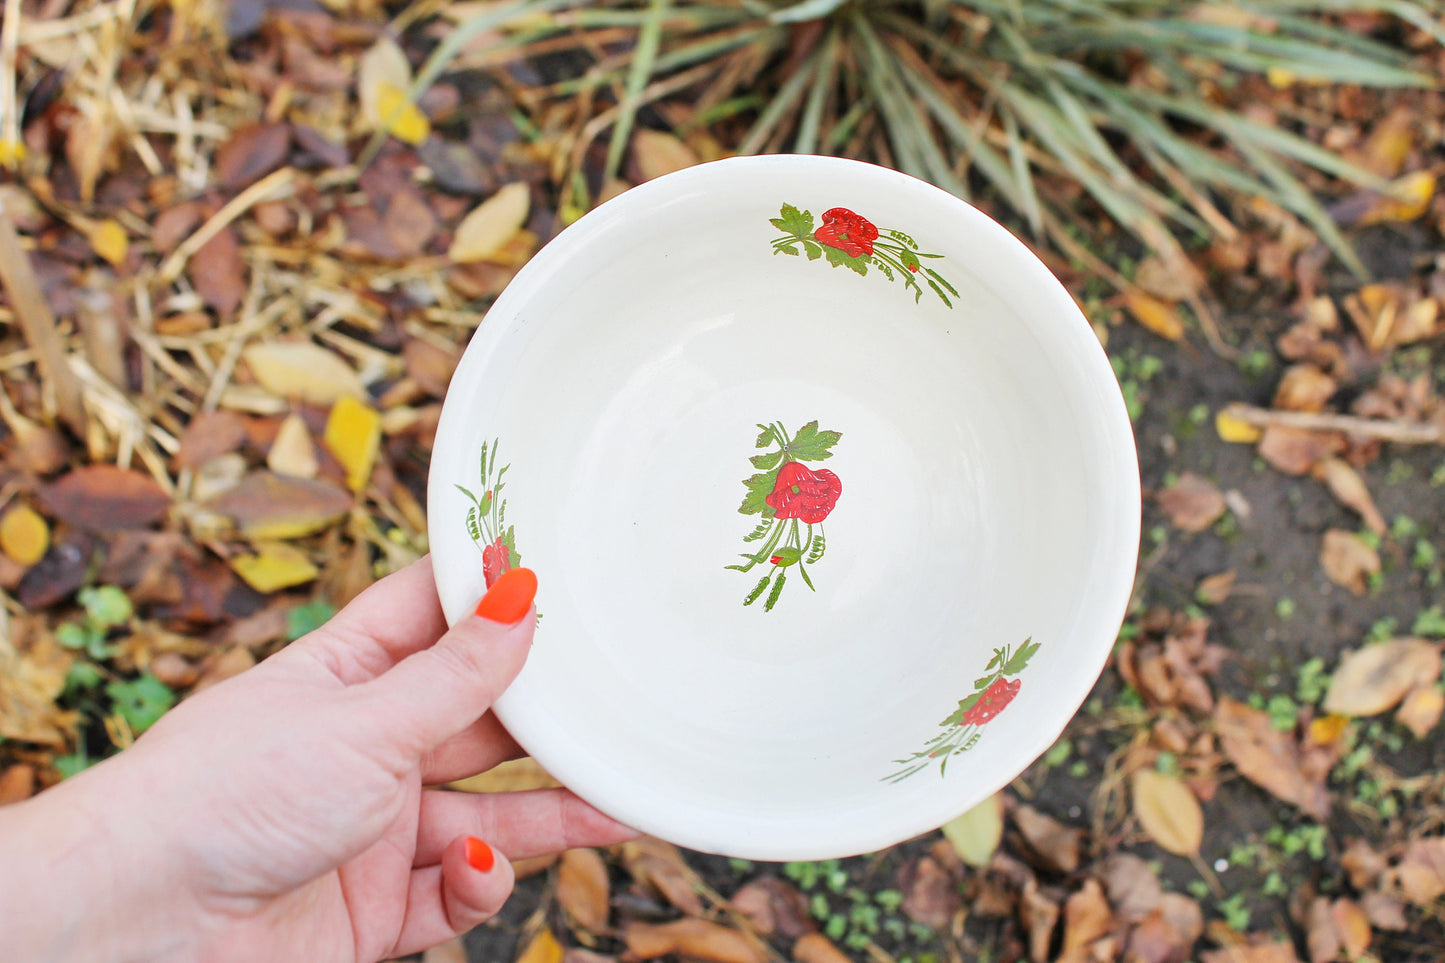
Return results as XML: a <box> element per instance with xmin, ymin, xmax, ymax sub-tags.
<box><xmin>391</xmin><ymin>836</ymin><xmax>515</xmax><ymax>957</ymax></box>
<box><xmin>359</xmin><ymin>568</ymin><xmax>538</xmax><ymax>758</ymax></box>
<box><xmin>421</xmin><ymin>712</ymin><xmax>525</xmax><ymax>785</ymax></box>
<box><xmin>414</xmin><ymin>787</ymin><xmax>639</xmax><ymax>866</ymax></box>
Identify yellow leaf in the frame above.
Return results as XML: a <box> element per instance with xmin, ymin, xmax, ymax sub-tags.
<box><xmin>515</xmin><ymin>927</ymin><xmax>563</xmax><ymax>963</ymax></box>
<box><xmin>448</xmin><ymin>182</ymin><xmax>530</xmax><ymax>263</ymax></box>
<box><xmin>1122</xmin><ymin>289</ymin><xmax>1185</xmax><ymax>341</ymax></box>
<box><xmin>1215</xmin><ymin>410</ymin><xmax>1262</xmax><ymax>444</ymax></box>
<box><xmin>242</xmin><ymin>341</ymin><xmax>365</xmax><ymax>406</ymax></box>
<box><xmin>1359</xmin><ymin>171</ymin><xmax>1436</xmax><ymax>226</ymax></box>
<box><xmin>1308</xmin><ymin>713</ymin><xmax>1351</xmax><ymax>746</ymax></box>
<box><xmin>632</xmin><ymin>129</ymin><xmax>700</xmax><ymax>181</ymax></box>
<box><xmin>1266</xmin><ymin>66</ymin><xmax>1296</xmax><ymax>88</ymax></box>
<box><xmin>230</xmin><ymin>542</ymin><xmax>320</xmax><ymax>593</ymax></box>
<box><xmin>90</xmin><ymin>219</ymin><xmax>129</xmax><ymax>266</ymax></box>
<box><xmin>375</xmin><ymin>83</ymin><xmax>430</xmax><ymax>146</ymax></box>
<box><xmin>0</xmin><ymin>139</ymin><xmax>27</xmax><ymax>167</ymax></box>
<box><xmin>941</xmin><ymin>792</ymin><xmax>1004</xmax><ymax>867</ymax></box>
<box><xmin>447</xmin><ymin>757</ymin><xmax>559</xmax><ymax>793</ymax></box>
<box><xmin>357</xmin><ymin>37</ymin><xmax>411</xmax><ymax>130</ymax></box>
<box><xmin>0</xmin><ymin>504</ymin><xmax>50</xmax><ymax>566</ymax></box>
<box><xmin>1131</xmin><ymin>769</ymin><xmax>1203</xmax><ymax>856</ymax></box>
<box><xmin>324</xmin><ymin>395</ymin><xmax>382</xmax><ymax>493</ymax></box>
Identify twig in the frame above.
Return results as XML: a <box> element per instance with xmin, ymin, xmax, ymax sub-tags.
<box><xmin>1222</xmin><ymin>402</ymin><xmax>1445</xmax><ymax>445</ymax></box>
<box><xmin>0</xmin><ymin>199</ymin><xmax>89</xmax><ymax>437</ymax></box>
<box><xmin>156</xmin><ymin>167</ymin><xmax>296</xmax><ymax>283</ymax></box>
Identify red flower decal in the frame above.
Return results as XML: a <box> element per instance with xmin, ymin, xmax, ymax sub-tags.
<box><xmin>481</xmin><ymin>536</ymin><xmax>511</xmax><ymax>587</ymax></box>
<box><xmin>814</xmin><ymin>207</ymin><xmax>878</xmax><ymax>258</ymax></box>
<box><xmin>766</xmin><ymin>461</ymin><xmax>842</xmax><ymax>524</ymax></box>
<box><xmin>961</xmin><ymin>677</ymin><xmax>1021</xmax><ymax>726</ymax></box>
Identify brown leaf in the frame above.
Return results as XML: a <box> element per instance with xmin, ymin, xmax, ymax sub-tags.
<box><xmin>16</xmin><ymin>533</ymin><xmax>98</xmax><ymax>610</ymax></box>
<box><xmin>792</xmin><ymin>933</ymin><xmax>852</xmax><ymax>963</ymax></box>
<box><xmin>382</xmin><ymin>188</ymin><xmax>438</xmax><ymax>257</ymax></box>
<box><xmin>215</xmin><ymin>122</ymin><xmax>290</xmax><ymax>189</ymax></box>
<box><xmin>1196</xmin><ymin>570</ymin><xmax>1236</xmax><ymax>605</ymax></box>
<box><xmin>898</xmin><ymin>854</ymin><xmax>961</xmax><ymax>931</ymax></box>
<box><xmin>1156</xmin><ymin>473</ymin><xmax>1226</xmax><ymax>533</ymax></box>
<box><xmin>1273</xmin><ymin>365</ymin><xmax>1337</xmax><ymax>413</ymax></box>
<box><xmin>1396</xmin><ymin>685</ymin><xmax>1445</xmax><ymax>738</ymax></box>
<box><xmin>1013</xmin><ymin>804</ymin><xmax>1084</xmax><ymax>874</ymax></box>
<box><xmin>192</xmin><ymin>646</ymin><xmax>256</xmax><ymax>693</ymax></box>
<box><xmin>1020</xmin><ymin>880</ymin><xmax>1061</xmax><ymax>963</ymax></box>
<box><xmin>267</xmin><ymin>414</ymin><xmax>320</xmax><ymax>479</ymax></box>
<box><xmin>189</xmin><ymin>224</ymin><xmax>246</xmax><ymax>318</ymax></box>
<box><xmin>632</xmin><ymin>130</ymin><xmax>701</xmax><ymax>182</ymax></box>
<box><xmin>449</xmin><ymin>183</ymin><xmax>530</xmax><ymax>263</ymax></box>
<box><xmin>623</xmin><ymin>920</ymin><xmax>767</xmax><ymax>963</ymax></box>
<box><xmin>619</xmin><ymin>838</ymin><xmax>705</xmax><ymax>917</ymax></box>
<box><xmin>39</xmin><ymin>465</ymin><xmax>170</xmax><ymax>532</ymax></box>
<box><xmin>1060</xmin><ymin>879</ymin><xmax>1113</xmax><ymax>958</ymax></box>
<box><xmin>1319</xmin><ymin>529</ymin><xmax>1381</xmax><ymax>596</ymax></box>
<box><xmin>0</xmin><ymin>763</ymin><xmax>36</xmax><ymax>805</ymax></box>
<box><xmin>152</xmin><ymin>202</ymin><xmax>204</xmax><ymax>255</ymax></box>
<box><xmin>1322</xmin><ymin>639</ymin><xmax>1441</xmax><ymax>717</ymax></box>
<box><xmin>0</xmin><ymin>621</ymin><xmax>76</xmax><ymax>746</ymax></box>
<box><xmin>1341</xmin><ymin>840</ymin><xmax>1387</xmax><ymax>890</ymax></box>
<box><xmin>731</xmin><ymin>877</ymin><xmax>815</xmax><ymax>940</ymax></box>
<box><xmin>204</xmin><ymin>470</ymin><xmax>351</xmax><ymax>540</ymax></box>
<box><xmin>1215</xmin><ymin>698</ymin><xmax>1329</xmax><ymax>820</ymax></box>
<box><xmin>1132</xmin><ymin>770</ymin><xmax>1203</xmax><ymax>856</ymax></box>
<box><xmin>1123</xmin><ymin>289</ymin><xmax>1185</xmax><ymax>341</ymax></box>
<box><xmin>1330</xmin><ymin>900</ymin><xmax>1370</xmax><ymax>959</ymax></box>
<box><xmin>1135</xmin><ymin>256</ymin><xmax>1204</xmax><ymax>302</ymax></box>
<box><xmin>1258</xmin><ymin>426</ymin><xmax>1345</xmax><ymax>476</ymax></box>
<box><xmin>1390</xmin><ymin>837</ymin><xmax>1445</xmax><ymax>906</ymax></box>
<box><xmin>1306</xmin><ymin>898</ymin><xmax>1340</xmax><ymax>963</ymax></box>
<box><xmin>1312</xmin><ymin>458</ymin><xmax>1386</xmax><ymax>535</ymax></box>
<box><xmin>556</xmin><ymin>848</ymin><xmax>610</xmax><ymax>934</ymax></box>
<box><xmin>403</xmin><ymin>338</ymin><xmax>459</xmax><ymax>398</ymax></box>
<box><xmin>1127</xmin><ymin>905</ymin><xmax>1198</xmax><ymax>963</ymax></box>
<box><xmin>417</xmin><ymin>138</ymin><xmax>495</xmax><ymax>194</ymax></box>
<box><xmin>1359</xmin><ymin>891</ymin><xmax>1408</xmax><ymax>930</ymax></box>
<box><xmin>174</xmin><ymin>409</ymin><xmax>249</xmax><ymax>471</ymax></box>
<box><xmin>1201</xmin><ymin>942</ymin><xmax>1302</xmax><ymax>963</ymax></box>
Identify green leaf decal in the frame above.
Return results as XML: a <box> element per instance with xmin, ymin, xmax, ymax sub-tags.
<box><xmin>823</xmin><ymin>243</ymin><xmax>869</xmax><ymax>276</ymax></box>
<box><xmin>750</xmin><ymin>450</ymin><xmax>782</xmax><ymax>470</ymax></box>
<box><xmin>770</xmin><ymin>203</ymin><xmax>814</xmax><ymax>237</ymax></box>
<box><xmin>787</xmin><ymin>420</ymin><xmax>842</xmax><ymax>462</ymax></box>
<box><xmin>739</xmin><ymin>468</ymin><xmax>782</xmax><ymax>517</ymax></box>
<box><xmin>1003</xmin><ymin>638</ymin><xmax>1041</xmax><ymax>675</ymax></box>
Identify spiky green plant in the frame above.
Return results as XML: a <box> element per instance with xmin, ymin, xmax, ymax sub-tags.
<box><xmin>402</xmin><ymin>0</ymin><xmax>1441</xmax><ymax>275</ymax></box>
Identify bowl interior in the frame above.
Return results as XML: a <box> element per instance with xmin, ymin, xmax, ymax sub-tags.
<box><xmin>428</xmin><ymin>157</ymin><xmax>1139</xmax><ymax>860</ymax></box>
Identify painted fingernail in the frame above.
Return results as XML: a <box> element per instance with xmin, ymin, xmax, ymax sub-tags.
<box><xmin>474</xmin><ymin>567</ymin><xmax>538</xmax><ymax>624</ymax></box>
<box><xmin>464</xmin><ymin>836</ymin><xmax>495</xmax><ymax>872</ymax></box>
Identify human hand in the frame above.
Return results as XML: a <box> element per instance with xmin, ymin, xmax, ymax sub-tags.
<box><xmin>2</xmin><ymin>560</ymin><xmax>636</xmax><ymax>962</ymax></box>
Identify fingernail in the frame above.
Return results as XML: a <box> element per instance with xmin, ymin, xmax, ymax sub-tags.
<box><xmin>474</xmin><ymin>567</ymin><xmax>537</xmax><ymax>624</ymax></box>
<box><xmin>465</xmin><ymin>837</ymin><xmax>495</xmax><ymax>873</ymax></box>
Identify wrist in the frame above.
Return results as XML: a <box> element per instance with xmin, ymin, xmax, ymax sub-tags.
<box><xmin>0</xmin><ymin>759</ymin><xmax>192</xmax><ymax>962</ymax></box>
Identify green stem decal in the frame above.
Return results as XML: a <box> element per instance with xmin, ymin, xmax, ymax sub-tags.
<box><xmin>456</xmin><ymin>439</ymin><xmax>522</xmax><ymax>588</ymax></box>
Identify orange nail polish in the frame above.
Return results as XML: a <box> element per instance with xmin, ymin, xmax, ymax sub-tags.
<box><xmin>465</xmin><ymin>837</ymin><xmax>495</xmax><ymax>872</ymax></box>
<box><xmin>474</xmin><ymin>567</ymin><xmax>537</xmax><ymax>624</ymax></box>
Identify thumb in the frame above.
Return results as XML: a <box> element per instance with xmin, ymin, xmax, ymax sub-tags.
<box><xmin>362</xmin><ymin>568</ymin><xmax>538</xmax><ymax>758</ymax></box>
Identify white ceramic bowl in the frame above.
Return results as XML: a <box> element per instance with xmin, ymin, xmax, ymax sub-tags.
<box><xmin>428</xmin><ymin>155</ymin><xmax>1139</xmax><ymax>861</ymax></box>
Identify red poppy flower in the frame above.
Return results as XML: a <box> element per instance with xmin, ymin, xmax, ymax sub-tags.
<box><xmin>814</xmin><ymin>207</ymin><xmax>878</xmax><ymax>258</ymax></box>
<box><xmin>961</xmin><ymin>677</ymin><xmax>1021</xmax><ymax>726</ymax></box>
<box><xmin>766</xmin><ymin>461</ymin><xmax>842</xmax><ymax>524</ymax></box>
<box><xmin>481</xmin><ymin>536</ymin><xmax>511</xmax><ymax>587</ymax></box>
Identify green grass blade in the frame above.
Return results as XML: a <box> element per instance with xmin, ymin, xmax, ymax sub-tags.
<box><xmin>606</xmin><ymin>0</ymin><xmax>670</xmax><ymax>182</ymax></box>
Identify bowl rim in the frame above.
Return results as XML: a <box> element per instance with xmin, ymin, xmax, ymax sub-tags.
<box><xmin>427</xmin><ymin>154</ymin><xmax>1141</xmax><ymax>859</ymax></box>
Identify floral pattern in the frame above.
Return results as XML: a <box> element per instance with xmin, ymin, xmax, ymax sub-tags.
<box><xmin>456</xmin><ymin>440</ymin><xmax>520</xmax><ymax>588</ymax></box>
<box><xmin>728</xmin><ymin>420</ymin><xmax>842</xmax><ymax>611</ymax></box>
<box><xmin>770</xmin><ymin>203</ymin><xmax>958</xmax><ymax>307</ymax></box>
<box><xmin>886</xmin><ymin>638</ymin><xmax>1040</xmax><ymax>782</ymax></box>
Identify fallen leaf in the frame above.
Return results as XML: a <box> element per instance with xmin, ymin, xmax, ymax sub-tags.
<box><xmin>242</xmin><ymin>341</ymin><xmax>365</xmax><ymax>405</ymax></box>
<box><xmin>1196</xmin><ymin>570</ymin><xmax>1236</xmax><ymax>605</ymax></box>
<box><xmin>205</xmin><ymin>470</ymin><xmax>351</xmax><ymax>540</ymax></box>
<box><xmin>1127</xmin><ymin>900</ymin><xmax>1202</xmax><ymax>963</ymax></box>
<box><xmin>1012</xmin><ymin>804</ymin><xmax>1083</xmax><ymax>874</ymax></box>
<box><xmin>1123</xmin><ymin>289</ymin><xmax>1185</xmax><ymax>341</ymax></box>
<box><xmin>324</xmin><ymin>396</ymin><xmax>381</xmax><ymax>492</ymax></box>
<box><xmin>190</xmin><ymin>224</ymin><xmax>246</xmax><ymax>318</ymax></box>
<box><xmin>623</xmin><ymin>919</ymin><xmax>767</xmax><ymax>963</ymax></box>
<box><xmin>16</xmin><ymin>533</ymin><xmax>98</xmax><ymax>610</ymax></box>
<box><xmin>0</xmin><ymin>623</ymin><xmax>76</xmax><ymax>746</ymax></box>
<box><xmin>0</xmin><ymin>763</ymin><xmax>36</xmax><ymax>804</ymax></box>
<box><xmin>620</xmin><ymin>837</ymin><xmax>705</xmax><ymax>917</ymax></box>
<box><xmin>39</xmin><ymin>466</ymin><xmax>170</xmax><ymax>532</ymax></box>
<box><xmin>1020</xmin><ymin>879</ymin><xmax>1061</xmax><ymax>963</ymax></box>
<box><xmin>191</xmin><ymin>646</ymin><xmax>256</xmax><ymax>693</ymax></box>
<box><xmin>153</xmin><ymin>201</ymin><xmax>204</xmax><ymax>255</ymax></box>
<box><xmin>1306</xmin><ymin>898</ymin><xmax>1339</xmax><ymax>963</ymax></box>
<box><xmin>792</xmin><ymin>933</ymin><xmax>852</xmax><ymax>963</ymax></box>
<box><xmin>173</xmin><ymin>410</ymin><xmax>248</xmax><ymax>471</ymax></box>
<box><xmin>448</xmin><ymin>182</ymin><xmax>530</xmax><ymax>263</ymax></box>
<box><xmin>516</xmin><ymin>926</ymin><xmax>565</xmax><ymax>963</ymax></box>
<box><xmin>447</xmin><ymin>756</ymin><xmax>559</xmax><ymax>793</ymax></box>
<box><xmin>731</xmin><ymin>877</ymin><xmax>815</xmax><ymax>940</ymax></box>
<box><xmin>941</xmin><ymin>791</ymin><xmax>1004</xmax><ymax>867</ymax></box>
<box><xmin>1319</xmin><ymin>529</ymin><xmax>1381</xmax><ymax>595</ymax></box>
<box><xmin>417</xmin><ymin>138</ymin><xmax>495</xmax><ymax>194</ymax></box>
<box><xmin>1322</xmin><ymin>638</ymin><xmax>1440</xmax><ymax>717</ymax></box>
<box><xmin>898</xmin><ymin>853</ymin><xmax>961</xmax><ymax>931</ymax></box>
<box><xmin>215</xmin><ymin>122</ymin><xmax>290</xmax><ymax>189</ymax></box>
<box><xmin>375</xmin><ymin>84</ymin><xmax>430</xmax><ymax>145</ymax></box>
<box><xmin>1360</xmin><ymin>891</ymin><xmax>1408</xmax><ymax>931</ymax></box>
<box><xmin>1390</xmin><ymin>837</ymin><xmax>1445</xmax><ymax>906</ymax></box>
<box><xmin>192</xmin><ymin>453</ymin><xmax>248</xmax><ymax>502</ymax></box>
<box><xmin>403</xmin><ymin>338</ymin><xmax>459</xmax><ymax>398</ymax></box>
<box><xmin>1273</xmin><ymin>364</ymin><xmax>1336</xmax><ymax>412</ymax></box>
<box><xmin>1258</xmin><ymin>426</ymin><xmax>1345</xmax><ymax>476</ymax></box>
<box><xmin>1135</xmin><ymin>255</ymin><xmax>1204</xmax><ymax>302</ymax></box>
<box><xmin>1132</xmin><ymin>769</ymin><xmax>1203</xmax><ymax>856</ymax></box>
<box><xmin>1358</xmin><ymin>107</ymin><xmax>1414</xmax><ymax>176</ymax></box>
<box><xmin>632</xmin><ymin>129</ymin><xmax>701</xmax><ymax>181</ymax></box>
<box><xmin>1330</xmin><ymin>899</ymin><xmax>1370</xmax><ymax>959</ymax></box>
<box><xmin>1396</xmin><ymin>685</ymin><xmax>1444</xmax><ymax>738</ymax></box>
<box><xmin>4</xmin><ymin>411</ymin><xmax>70</xmax><ymax>475</ymax></box>
<box><xmin>1341</xmin><ymin>840</ymin><xmax>1387</xmax><ymax>890</ymax></box>
<box><xmin>1157</xmin><ymin>472</ymin><xmax>1226</xmax><ymax>533</ymax></box>
<box><xmin>88</xmin><ymin>219</ymin><xmax>128</xmax><ymax>266</ymax></box>
<box><xmin>229</xmin><ymin>542</ymin><xmax>319</xmax><ymax>593</ymax></box>
<box><xmin>1059</xmin><ymin>879</ymin><xmax>1113</xmax><ymax>959</ymax></box>
<box><xmin>267</xmin><ymin>414</ymin><xmax>319</xmax><ymax>478</ymax></box>
<box><xmin>1215</xmin><ymin>697</ymin><xmax>1330</xmax><ymax>820</ymax></box>
<box><xmin>1312</xmin><ymin>458</ymin><xmax>1385</xmax><ymax>535</ymax></box>
<box><xmin>1201</xmin><ymin>942</ymin><xmax>1302</xmax><ymax>963</ymax></box>
<box><xmin>358</xmin><ymin>38</ymin><xmax>412</xmax><ymax>131</ymax></box>
<box><xmin>1216</xmin><ymin>410</ymin><xmax>1262</xmax><ymax>444</ymax></box>
<box><xmin>382</xmin><ymin>188</ymin><xmax>438</xmax><ymax>256</ymax></box>
<box><xmin>1358</xmin><ymin>171</ymin><xmax>1436</xmax><ymax>226</ymax></box>
<box><xmin>556</xmin><ymin>848</ymin><xmax>610</xmax><ymax>934</ymax></box>
<box><xmin>0</xmin><ymin>503</ymin><xmax>50</xmax><ymax>566</ymax></box>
